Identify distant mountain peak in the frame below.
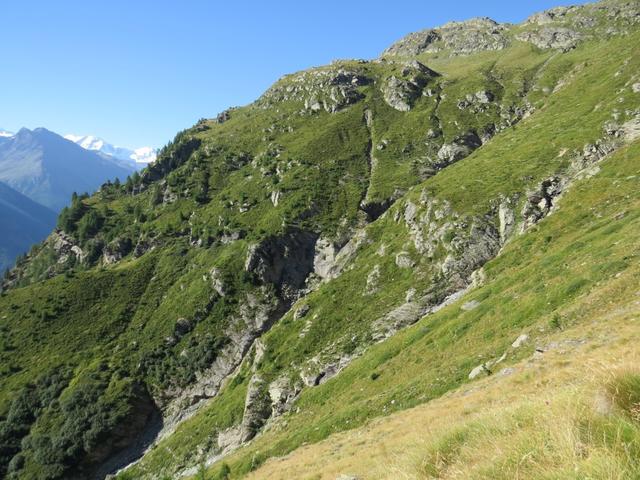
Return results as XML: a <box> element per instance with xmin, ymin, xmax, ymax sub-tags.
<box><xmin>0</xmin><ymin>128</ymin><xmax>134</xmax><ymax>211</ymax></box>
<box><xmin>64</xmin><ymin>134</ymin><xmax>157</xmax><ymax>169</ymax></box>
<box><xmin>0</xmin><ymin>129</ymin><xmax>14</xmax><ymax>138</ymax></box>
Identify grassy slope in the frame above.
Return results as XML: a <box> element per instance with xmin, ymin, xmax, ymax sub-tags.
<box><xmin>117</xmin><ymin>28</ymin><xmax>640</xmax><ymax>479</ymax></box>
<box><xmin>245</xmin><ymin>138</ymin><xmax>640</xmax><ymax>478</ymax></box>
<box><xmin>217</xmin><ymin>119</ymin><xmax>640</xmax><ymax>480</ymax></box>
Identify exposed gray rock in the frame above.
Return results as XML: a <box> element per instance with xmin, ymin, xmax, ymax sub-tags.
<box><xmin>469</xmin><ymin>364</ymin><xmax>491</xmax><ymax>379</ymax></box>
<box><xmin>405</xmin><ymin>288</ymin><xmax>417</xmax><ymax>302</ymax></box>
<box><xmin>208</xmin><ymin>267</ymin><xmax>227</xmax><ymax>297</ymax></box>
<box><xmin>439</xmin><ymin>222</ymin><xmax>501</xmax><ymax>289</ymax></box>
<box><xmin>299</xmin><ymin>353</ymin><xmax>357</xmax><ymax>387</ymax></box>
<box><xmin>162</xmin><ymin>185</ymin><xmax>177</xmax><ymax>204</ymax></box>
<box><xmin>49</xmin><ymin>230</ymin><xmax>86</xmax><ymax>264</ymax></box>
<box><xmin>475</xmin><ymin>90</ymin><xmax>494</xmax><ymax>104</ymax></box>
<box><xmin>217</xmin><ymin>425</ymin><xmax>244</xmax><ymax>454</ymax></box>
<box><xmin>632</xmin><ymin>83</ymin><xmax>640</xmax><ymax>93</ymax></box>
<box><xmin>466</xmin><ymin>270</ymin><xmax>484</xmax><ymax>292</ymax></box>
<box><xmin>240</xmin><ymin>374</ymin><xmax>271</xmax><ymax>442</ymax></box>
<box><xmin>215</xmin><ymin>109</ymin><xmax>232</xmax><ymax>124</ymax></box>
<box><xmin>313</xmin><ymin>237</ymin><xmax>338</xmax><ymax>280</ymax></box>
<box><xmin>436</xmin><ymin>132</ymin><xmax>482</xmax><ymax>167</ymax></box>
<box><xmin>159</xmin><ymin>287</ymin><xmax>282</xmax><ymax>438</ymax></box>
<box><xmin>270</xmin><ymin>190</ymin><xmax>281</xmax><ymax>206</ymax></box>
<box><xmin>293</xmin><ymin>303</ymin><xmax>310</xmax><ymax>320</ymax></box>
<box><xmin>383</xmin><ymin>17</ymin><xmax>509</xmax><ymax>57</ymax></box>
<box><xmin>524</xmin><ymin>6</ymin><xmax>572</xmax><ymax>26</ymax></box>
<box><xmin>622</xmin><ymin>117</ymin><xmax>640</xmax><ymax>142</ymax></box>
<box><xmin>458</xmin><ymin>91</ymin><xmax>495</xmax><ymax>111</ymax></box>
<box><xmin>245</xmin><ymin>229</ymin><xmax>318</xmax><ymax>302</ymax></box>
<box><xmin>521</xmin><ymin>177</ymin><xmax>564</xmax><ymax>231</ymax></box>
<box><xmin>133</xmin><ymin>238</ymin><xmax>155</xmax><ymax>258</ymax></box>
<box><xmin>395</xmin><ymin>251</ymin><xmax>415</xmax><ymax>268</ymax></box>
<box><xmin>365</xmin><ymin>265</ymin><xmax>381</xmax><ymax>295</ymax></box>
<box><xmin>512</xmin><ymin>334</ymin><xmax>529</xmax><ymax>348</ymax></box>
<box><xmin>498</xmin><ymin>200</ymin><xmax>516</xmax><ymax>244</ymax></box>
<box><xmin>102</xmin><ymin>237</ymin><xmax>132</xmax><ymax>265</ymax></box>
<box><xmin>268</xmin><ymin>376</ymin><xmax>300</xmax><ymax>416</ymax></box>
<box><xmin>375</xmin><ymin>300</ymin><xmax>425</xmax><ymax>336</ymax></box>
<box><xmin>260</xmin><ymin>66</ymin><xmax>370</xmax><ymax>113</ymax></box>
<box><xmin>382</xmin><ymin>61</ymin><xmax>438</xmax><ymax>111</ymax></box>
<box><xmin>382</xmin><ymin>76</ymin><xmax>421</xmax><ymax>111</ymax></box>
<box><xmin>517</xmin><ymin>27</ymin><xmax>581</xmax><ymax>51</ymax></box>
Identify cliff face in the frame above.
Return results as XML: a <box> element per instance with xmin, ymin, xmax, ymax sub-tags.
<box><xmin>1</xmin><ymin>1</ymin><xmax>640</xmax><ymax>479</ymax></box>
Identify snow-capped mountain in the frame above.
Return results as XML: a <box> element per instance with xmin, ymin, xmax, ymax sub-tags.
<box><xmin>0</xmin><ymin>129</ymin><xmax>14</xmax><ymax>138</ymax></box>
<box><xmin>64</xmin><ymin>134</ymin><xmax>156</xmax><ymax>170</ymax></box>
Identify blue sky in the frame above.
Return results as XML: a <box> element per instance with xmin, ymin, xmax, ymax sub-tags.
<box><xmin>0</xmin><ymin>0</ymin><xmax>589</xmax><ymax>149</ymax></box>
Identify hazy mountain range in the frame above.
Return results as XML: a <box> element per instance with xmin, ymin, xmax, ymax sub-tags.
<box><xmin>0</xmin><ymin>181</ymin><xmax>56</xmax><ymax>272</ymax></box>
<box><xmin>0</xmin><ymin>127</ymin><xmax>138</xmax><ymax>270</ymax></box>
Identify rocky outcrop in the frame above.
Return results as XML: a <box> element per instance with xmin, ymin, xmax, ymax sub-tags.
<box><xmin>457</xmin><ymin>90</ymin><xmax>495</xmax><ymax>111</ymax></box>
<box><xmin>382</xmin><ymin>76</ymin><xmax>421</xmax><ymax>112</ymax></box>
<box><xmin>436</xmin><ymin>132</ymin><xmax>482</xmax><ymax>168</ymax></box>
<box><xmin>310</xmin><ymin>230</ymin><xmax>370</xmax><ymax>284</ymax></box>
<box><xmin>215</xmin><ymin>108</ymin><xmax>233</xmax><ymax>124</ymax></box>
<box><xmin>239</xmin><ymin>375</ymin><xmax>272</xmax><ymax>442</ymax></box>
<box><xmin>50</xmin><ymin>230</ymin><xmax>85</xmax><ymax>264</ymax></box>
<box><xmin>525</xmin><ymin>6</ymin><xmax>574</xmax><ymax>26</ymax></box>
<box><xmin>268</xmin><ymin>376</ymin><xmax>300</xmax><ymax>416</ymax></box>
<box><xmin>383</xmin><ymin>17</ymin><xmax>509</xmax><ymax>57</ymax></box>
<box><xmin>498</xmin><ymin>199</ymin><xmax>516</xmax><ymax>245</ymax></box>
<box><xmin>132</xmin><ymin>237</ymin><xmax>156</xmax><ymax>258</ymax></box>
<box><xmin>520</xmin><ymin>121</ymin><xmax>628</xmax><ymax>233</ymax></box>
<box><xmin>208</xmin><ymin>267</ymin><xmax>227</xmax><ymax>297</ymax></box>
<box><xmin>517</xmin><ymin>27</ymin><xmax>581</xmax><ymax>51</ymax></box>
<box><xmin>299</xmin><ymin>353</ymin><xmax>357</xmax><ymax>388</ymax></box>
<box><xmin>520</xmin><ymin>177</ymin><xmax>563</xmax><ymax>232</ymax></box>
<box><xmin>102</xmin><ymin>237</ymin><xmax>133</xmax><ymax>265</ymax></box>
<box><xmin>260</xmin><ymin>65</ymin><xmax>371</xmax><ymax>113</ymax></box>
<box><xmin>381</xmin><ymin>61</ymin><xmax>439</xmax><ymax>111</ymax></box>
<box><xmin>245</xmin><ymin>229</ymin><xmax>318</xmax><ymax>302</ymax></box>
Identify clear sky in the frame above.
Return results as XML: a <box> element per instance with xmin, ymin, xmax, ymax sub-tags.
<box><xmin>0</xmin><ymin>0</ymin><xmax>589</xmax><ymax>149</ymax></box>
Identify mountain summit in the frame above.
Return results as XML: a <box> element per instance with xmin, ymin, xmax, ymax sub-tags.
<box><xmin>64</xmin><ymin>134</ymin><xmax>157</xmax><ymax>169</ymax></box>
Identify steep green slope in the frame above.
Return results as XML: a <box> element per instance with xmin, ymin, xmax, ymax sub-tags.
<box><xmin>122</xmin><ymin>25</ymin><xmax>640</xmax><ymax>479</ymax></box>
<box><xmin>240</xmin><ymin>131</ymin><xmax>640</xmax><ymax>480</ymax></box>
<box><xmin>0</xmin><ymin>1</ymin><xmax>639</xmax><ymax>479</ymax></box>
